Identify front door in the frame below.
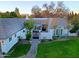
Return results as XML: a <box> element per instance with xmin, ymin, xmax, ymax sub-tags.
<box><xmin>32</xmin><ymin>30</ymin><xmax>39</xmax><ymax>39</ymax></box>
<box><xmin>54</xmin><ymin>29</ymin><xmax>62</xmax><ymax>37</ymax></box>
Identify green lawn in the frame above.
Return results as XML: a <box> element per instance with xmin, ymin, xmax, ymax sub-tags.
<box><xmin>5</xmin><ymin>43</ymin><xmax>31</xmax><ymax>58</ymax></box>
<box><xmin>36</xmin><ymin>37</ymin><xmax>79</xmax><ymax>58</ymax></box>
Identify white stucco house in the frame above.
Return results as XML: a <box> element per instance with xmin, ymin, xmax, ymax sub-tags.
<box><xmin>0</xmin><ymin>17</ymin><xmax>69</xmax><ymax>53</ymax></box>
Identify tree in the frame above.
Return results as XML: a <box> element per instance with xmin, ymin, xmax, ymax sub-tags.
<box><xmin>15</xmin><ymin>7</ymin><xmax>20</xmax><ymax>17</ymax></box>
<box><xmin>31</xmin><ymin>5</ymin><xmax>41</xmax><ymax>17</ymax></box>
<box><xmin>43</xmin><ymin>3</ymin><xmax>48</xmax><ymax>11</ymax></box>
<box><xmin>10</xmin><ymin>12</ymin><xmax>17</xmax><ymax>18</ymax></box>
<box><xmin>55</xmin><ymin>1</ymin><xmax>69</xmax><ymax>17</ymax></box>
<box><xmin>5</xmin><ymin>11</ymin><xmax>10</xmax><ymax>18</ymax></box>
<box><xmin>30</xmin><ymin>1</ymin><xmax>69</xmax><ymax>18</ymax></box>
<box><xmin>42</xmin><ymin>2</ymin><xmax>55</xmax><ymax>17</ymax></box>
<box><xmin>48</xmin><ymin>2</ymin><xmax>55</xmax><ymax>13</ymax></box>
<box><xmin>70</xmin><ymin>14</ymin><xmax>79</xmax><ymax>33</ymax></box>
<box><xmin>24</xmin><ymin>18</ymin><xmax>35</xmax><ymax>40</ymax></box>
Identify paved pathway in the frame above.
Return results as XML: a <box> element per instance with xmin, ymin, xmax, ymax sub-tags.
<box><xmin>21</xmin><ymin>39</ymin><xmax>40</xmax><ymax>58</ymax></box>
<box><xmin>0</xmin><ymin>53</ymin><xmax>4</xmax><ymax>58</ymax></box>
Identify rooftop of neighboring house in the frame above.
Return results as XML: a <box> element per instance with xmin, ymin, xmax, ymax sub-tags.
<box><xmin>0</xmin><ymin>18</ymin><xmax>68</xmax><ymax>40</ymax></box>
<box><xmin>0</xmin><ymin>18</ymin><xmax>26</xmax><ymax>40</ymax></box>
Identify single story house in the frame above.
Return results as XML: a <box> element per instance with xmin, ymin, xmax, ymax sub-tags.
<box><xmin>0</xmin><ymin>18</ymin><xmax>69</xmax><ymax>53</ymax></box>
<box><xmin>32</xmin><ymin>18</ymin><xmax>69</xmax><ymax>39</ymax></box>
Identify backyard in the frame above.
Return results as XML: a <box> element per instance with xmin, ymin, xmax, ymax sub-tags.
<box><xmin>4</xmin><ymin>42</ymin><xmax>31</xmax><ymax>58</ymax></box>
<box><xmin>36</xmin><ymin>37</ymin><xmax>79</xmax><ymax>58</ymax></box>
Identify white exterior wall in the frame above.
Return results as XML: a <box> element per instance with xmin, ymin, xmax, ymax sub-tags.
<box><xmin>16</xmin><ymin>28</ymin><xmax>27</xmax><ymax>39</ymax></box>
<box><xmin>1</xmin><ymin>28</ymin><xmax>27</xmax><ymax>53</ymax></box>
<box><xmin>40</xmin><ymin>29</ymin><xmax>69</xmax><ymax>40</ymax></box>
<box><xmin>40</xmin><ymin>29</ymin><xmax>54</xmax><ymax>39</ymax></box>
<box><xmin>62</xmin><ymin>29</ymin><xmax>69</xmax><ymax>36</ymax></box>
<box><xmin>1</xmin><ymin>36</ymin><xmax>18</xmax><ymax>53</ymax></box>
<box><xmin>68</xmin><ymin>32</ymin><xmax>77</xmax><ymax>36</ymax></box>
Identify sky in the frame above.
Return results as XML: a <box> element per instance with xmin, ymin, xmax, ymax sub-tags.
<box><xmin>0</xmin><ymin>1</ymin><xmax>79</xmax><ymax>14</ymax></box>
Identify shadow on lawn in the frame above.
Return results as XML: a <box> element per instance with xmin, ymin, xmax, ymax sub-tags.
<box><xmin>4</xmin><ymin>41</ymin><xmax>31</xmax><ymax>58</ymax></box>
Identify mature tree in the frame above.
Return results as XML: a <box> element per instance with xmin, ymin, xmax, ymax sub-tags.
<box><xmin>55</xmin><ymin>1</ymin><xmax>69</xmax><ymax>17</ymax></box>
<box><xmin>30</xmin><ymin>1</ymin><xmax>69</xmax><ymax>18</ymax></box>
<box><xmin>5</xmin><ymin>11</ymin><xmax>10</xmax><ymax>17</ymax></box>
<box><xmin>42</xmin><ymin>2</ymin><xmax>55</xmax><ymax>17</ymax></box>
<box><xmin>15</xmin><ymin>7</ymin><xmax>20</xmax><ymax>17</ymax></box>
<box><xmin>43</xmin><ymin>3</ymin><xmax>48</xmax><ymax>11</ymax></box>
<box><xmin>31</xmin><ymin>5</ymin><xmax>41</xmax><ymax>17</ymax></box>
<box><xmin>0</xmin><ymin>8</ymin><xmax>26</xmax><ymax>18</ymax></box>
<box><xmin>10</xmin><ymin>12</ymin><xmax>17</xmax><ymax>18</ymax></box>
<box><xmin>70</xmin><ymin>14</ymin><xmax>79</xmax><ymax>33</ymax></box>
<box><xmin>48</xmin><ymin>2</ymin><xmax>55</xmax><ymax>13</ymax></box>
<box><xmin>24</xmin><ymin>18</ymin><xmax>35</xmax><ymax>40</ymax></box>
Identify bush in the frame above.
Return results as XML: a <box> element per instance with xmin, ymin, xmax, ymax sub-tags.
<box><xmin>70</xmin><ymin>27</ymin><xmax>78</xmax><ymax>33</ymax></box>
<box><xmin>70</xmin><ymin>24</ymin><xmax>79</xmax><ymax>33</ymax></box>
<box><xmin>26</xmin><ymin>32</ymin><xmax>31</xmax><ymax>40</ymax></box>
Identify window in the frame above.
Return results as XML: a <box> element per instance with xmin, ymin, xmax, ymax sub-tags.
<box><xmin>34</xmin><ymin>26</ymin><xmax>41</xmax><ymax>30</ymax></box>
<box><xmin>60</xmin><ymin>29</ymin><xmax>63</xmax><ymax>35</ymax></box>
<box><xmin>55</xmin><ymin>29</ymin><xmax>62</xmax><ymax>36</ymax></box>
<box><xmin>2</xmin><ymin>41</ymin><xmax>4</xmax><ymax>44</ymax></box>
<box><xmin>42</xmin><ymin>24</ymin><xmax>48</xmax><ymax>32</ymax></box>
<box><xmin>1</xmin><ymin>40</ymin><xmax>5</xmax><ymax>45</ymax></box>
<box><xmin>9</xmin><ymin>37</ymin><xmax>12</xmax><ymax>42</ymax></box>
<box><xmin>23</xmin><ymin>30</ymin><xmax>25</xmax><ymax>32</ymax></box>
<box><xmin>56</xmin><ymin>29</ymin><xmax>59</xmax><ymax>36</ymax></box>
<box><xmin>15</xmin><ymin>34</ymin><xmax>16</xmax><ymax>37</ymax></box>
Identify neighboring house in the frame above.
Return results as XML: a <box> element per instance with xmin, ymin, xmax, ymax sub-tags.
<box><xmin>0</xmin><ymin>17</ymin><xmax>69</xmax><ymax>53</ymax></box>
<box><xmin>32</xmin><ymin>18</ymin><xmax>69</xmax><ymax>39</ymax></box>
<box><xmin>0</xmin><ymin>18</ymin><xmax>27</xmax><ymax>53</ymax></box>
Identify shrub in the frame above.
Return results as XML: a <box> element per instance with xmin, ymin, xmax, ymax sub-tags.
<box><xmin>26</xmin><ymin>32</ymin><xmax>31</xmax><ymax>41</ymax></box>
<box><xmin>70</xmin><ymin>28</ymin><xmax>77</xmax><ymax>33</ymax></box>
<box><xmin>70</xmin><ymin>24</ymin><xmax>79</xmax><ymax>33</ymax></box>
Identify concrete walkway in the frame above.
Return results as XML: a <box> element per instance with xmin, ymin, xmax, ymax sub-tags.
<box><xmin>0</xmin><ymin>53</ymin><xmax>4</xmax><ymax>58</ymax></box>
<box><xmin>21</xmin><ymin>39</ymin><xmax>40</xmax><ymax>58</ymax></box>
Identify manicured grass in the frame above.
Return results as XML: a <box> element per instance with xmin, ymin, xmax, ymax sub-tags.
<box><xmin>36</xmin><ymin>37</ymin><xmax>79</xmax><ymax>58</ymax></box>
<box><xmin>5</xmin><ymin>43</ymin><xmax>31</xmax><ymax>58</ymax></box>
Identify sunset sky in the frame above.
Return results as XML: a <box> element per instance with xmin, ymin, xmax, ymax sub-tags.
<box><xmin>0</xmin><ymin>1</ymin><xmax>79</xmax><ymax>14</ymax></box>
